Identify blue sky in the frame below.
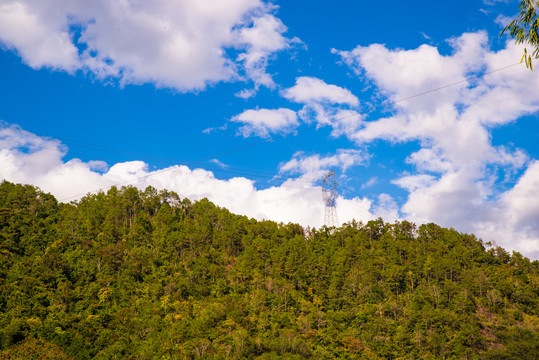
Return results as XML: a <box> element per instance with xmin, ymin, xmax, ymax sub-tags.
<box><xmin>1</xmin><ymin>0</ymin><xmax>539</xmax><ymax>258</ymax></box>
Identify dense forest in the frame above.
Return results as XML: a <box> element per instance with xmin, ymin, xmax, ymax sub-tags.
<box><xmin>0</xmin><ymin>180</ymin><xmax>538</xmax><ymax>359</ymax></box>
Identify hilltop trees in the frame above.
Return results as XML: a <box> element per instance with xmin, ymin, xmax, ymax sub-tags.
<box><xmin>0</xmin><ymin>180</ymin><xmax>538</xmax><ymax>359</ymax></box>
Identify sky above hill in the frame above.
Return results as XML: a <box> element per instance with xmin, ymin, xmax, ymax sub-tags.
<box><xmin>1</xmin><ymin>0</ymin><xmax>539</xmax><ymax>258</ymax></box>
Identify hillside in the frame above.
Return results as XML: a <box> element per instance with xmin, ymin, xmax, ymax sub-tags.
<box><xmin>0</xmin><ymin>180</ymin><xmax>538</xmax><ymax>359</ymax></box>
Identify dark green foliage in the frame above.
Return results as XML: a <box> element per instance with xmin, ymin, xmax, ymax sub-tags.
<box><xmin>0</xmin><ymin>338</ymin><xmax>74</xmax><ymax>360</ymax></box>
<box><xmin>0</xmin><ymin>180</ymin><xmax>538</xmax><ymax>359</ymax></box>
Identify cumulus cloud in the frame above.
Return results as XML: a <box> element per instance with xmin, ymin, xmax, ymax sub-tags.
<box><xmin>0</xmin><ymin>122</ymin><xmax>378</xmax><ymax>228</ymax></box>
<box><xmin>0</xmin><ymin>2</ymin><xmax>79</xmax><ymax>71</ymax></box>
<box><xmin>0</xmin><ymin>0</ymin><xmax>293</xmax><ymax>91</ymax></box>
<box><xmin>335</xmin><ymin>32</ymin><xmax>539</xmax><ymax>257</ymax></box>
<box><xmin>237</xmin><ymin>13</ymin><xmax>294</xmax><ymax>87</ymax></box>
<box><xmin>361</xmin><ymin>176</ymin><xmax>378</xmax><ymax>189</ymax></box>
<box><xmin>282</xmin><ymin>76</ymin><xmax>363</xmax><ymax>133</ymax></box>
<box><xmin>279</xmin><ymin>149</ymin><xmax>369</xmax><ymax>179</ymax></box>
<box><xmin>372</xmin><ymin>193</ymin><xmax>400</xmax><ymax>221</ymax></box>
<box><xmin>230</xmin><ymin>76</ymin><xmax>362</xmax><ymax>138</ymax></box>
<box><xmin>495</xmin><ymin>14</ymin><xmax>513</xmax><ymax>28</ymax></box>
<box><xmin>334</xmin><ymin>32</ymin><xmax>489</xmax><ymax>114</ymax></box>
<box><xmin>231</xmin><ymin>108</ymin><xmax>299</xmax><ymax>138</ymax></box>
<box><xmin>235</xmin><ymin>88</ymin><xmax>257</xmax><ymax>99</ymax></box>
<box><xmin>282</xmin><ymin>76</ymin><xmax>359</xmax><ymax>106</ymax></box>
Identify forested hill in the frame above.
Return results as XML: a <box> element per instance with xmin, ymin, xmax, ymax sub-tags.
<box><xmin>0</xmin><ymin>181</ymin><xmax>538</xmax><ymax>359</ymax></box>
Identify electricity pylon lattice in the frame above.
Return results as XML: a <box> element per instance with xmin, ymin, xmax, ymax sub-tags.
<box><xmin>322</xmin><ymin>171</ymin><xmax>338</xmax><ymax>227</ymax></box>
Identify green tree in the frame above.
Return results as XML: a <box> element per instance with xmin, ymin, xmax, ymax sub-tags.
<box><xmin>1</xmin><ymin>181</ymin><xmax>538</xmax><ymax>359</ymax></box>
<box><xmin>502</xmin><ymin>0</ymin><xmax>539</xmax><ymax>69</ymax></box>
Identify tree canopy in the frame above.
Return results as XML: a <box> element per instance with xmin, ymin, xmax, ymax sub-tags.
<box><xmin>0</xmin><ymin>180</ymin><xmax>538</xmax><ymax>359</ymax></box>
<box><xmin>502</xmin><ymin>0</ymin><xmax>539</xmax><ymax>69</ymax></box>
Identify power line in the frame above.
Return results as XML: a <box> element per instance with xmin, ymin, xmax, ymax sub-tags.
<box><xmin>57</xmin><ymin>62</ymin><xmax>520</xmax><ymax>202</ymax></box>
<box><xmin>43</xmin><ymin>142</ymin><xmax>284</xmax><ymax>181</ymax></box>
<box><xmin>56</xmin><ymin>137</ymin><xmax>190</xmax><ymax>165</ymax></box>
<box><xmin>391</xmin><ymin>63</ymin><xmax>520</xmax><ymax>104</ymax></box>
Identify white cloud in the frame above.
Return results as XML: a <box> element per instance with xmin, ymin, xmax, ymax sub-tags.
<box><xmin>231</xmin><ymin>108</ymin><xmax>299</xmax><ymax>138</ymax></box>
<box><xmin>391</xmin><ymin>174</ymin><xmax>437</xmax><ymax>193</ymax></box>
<box><xmin>0</xmin><ymin>123</ymin><xmax>110</xmax><ymax>198</ymax></box>
<box><xmin>202</xmin><ymin>123</ymin><xmax>228</xmax><ymax>135</ymax></box>
<box><xmin>486</xmin><ymin>161</ymin><xmax>539</xmax><ymax>258</ymax></box>
<box><xmin>360</xmin><ymin>176</ymin><xmax>377</xmax><ymax>189</ymax></box>
<box><xmin>335</xmin><ymin>32</ymin><xmax>539</xmax><ymax>258</ymax></box>
<box><xmin>282</xmin><ymin>76</ymin><xmax>359</xmax><ymax>106</ymax></box>
<box><xmin>483</xmin><ymin>0</ymin><xmax>508</xmax><ymax>5</ymax></box>
<box><xmin>279</xmin><ymin>76</ymin><xmax>364</xmax><ymax>134</ymax></box>
<box><xmin>334</xmin><ymin>32</ymin><xmax>490</xmax><ymax>114</ymax></box>
<box><xmin>0</xmin><ymin>2</ymin><xmax>79</xmax><ymax>71</ymax></box>
<box><xmin>279</xmin><ymin>149</ymin><xmax>369</xmax><ymax>179</ymax></box>
<box><xmin>420</xmin><ymin>32</ymin><xmax>431</xmax><ymax>40</ymax></box>
<box><xmin>230</xmin><ymin>77</ymin><xmax>362</xmax><ymax>138</ymax></box>
<box><xmin>502</xmin><ymin>162</ymin><xmax>539</xmax><ymax>231</ymax></box>
<box><xmin>495</xmin><ymin>14</ymin><xmax>513</xmax><ymax>28</ymax></box>
<box><xmin>326</xmin><ymin>108</ymin><xmax>364</xmax><ymax>137</ymax></box>
<box><xmin>0</xmin><ymin>122</ymin><xmax>379</xmax><ymax>228</ymax></box>
<box><xmin>235</xmin><ymin>88</ymin><xmax>257</xmax><ymax>99</ymax></box>
<box><xmin>88</xmin><ymin>160</ymin><xmax>109</xmax><ymax>172</ymax></box>
<box><xmin>0</xmin><ymin>0</ymin><xmax>293</xmax><ymax>91</ymax></box>
<box><xmin>372</xmin><ymin>193</ymin><xmax>400</xmax><ymax>221</ymax></box>
<box><xmin>237</xmin><ymin>13</ymin><xmax>292</xmax><ymax>87</ymax></box>
<box><xmin>210</xmin><ymin>159</ymin><xmax>229</xmax><ymax>169</ymax></box>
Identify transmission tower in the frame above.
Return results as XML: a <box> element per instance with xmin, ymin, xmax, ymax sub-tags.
<box><xmin>322</xmin><ymin>171</ymin><xmax>339</xmax><ymax>227</ymax></box>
